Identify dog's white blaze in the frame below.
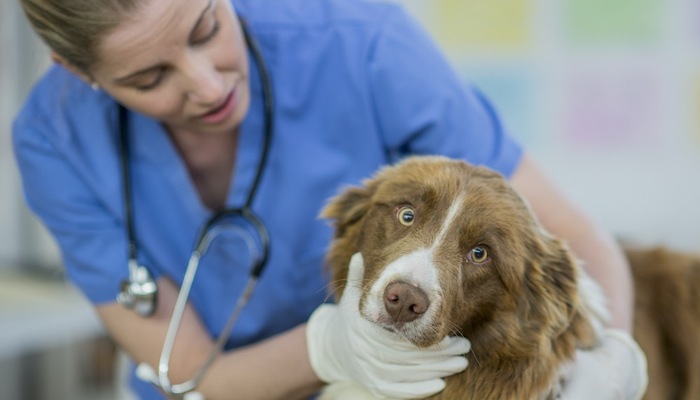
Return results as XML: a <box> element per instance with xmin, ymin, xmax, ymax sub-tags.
<box><xmin>432</xmin><ymin>194</ymin><xmax>466</xmax><ymax>251</ymax></box>
<box><xmin>364</xmin><ymin>195</ymin><xmax>467</xmax><ymax>334</ymax></box>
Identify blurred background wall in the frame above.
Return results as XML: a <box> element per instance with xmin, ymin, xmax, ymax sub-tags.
<box><xmin>0</xmin><ymin>0</ymin><xmax>58</xmax><ymax>272</ymax></box>
<box><xmin>394</xmin><ymin>0</ymin><xmax>700</xmax><ymax>252</ymax></box>
<box><xmin>4</xmin><ymin>1</ymin><xmax>698</xmax><ymax>271</ymax></box>
<box><xmin>0</xmin><ymin>0</ymin><xmax>698</xmax><ymax>399</ymax></box>
<box><xmin>1</xmin><ymin>2</ymin><xmax>111</xmax><ymax>399</ymax></box>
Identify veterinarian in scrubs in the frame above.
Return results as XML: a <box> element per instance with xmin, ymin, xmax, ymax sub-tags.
<box><xmin>13</xmin><ymin>0</ymin><xmax>646</xmax><ymax>398</ymax></box>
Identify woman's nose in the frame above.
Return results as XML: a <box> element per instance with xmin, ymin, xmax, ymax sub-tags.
<box><xmin>182</xmin><ymin>56</ymin><xmax>225</xmax><ymax>105</ymax></box>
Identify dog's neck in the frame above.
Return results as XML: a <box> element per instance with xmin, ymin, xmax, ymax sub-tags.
<box><xmin>435</xmin><ymin>273</ymin><xmax>600</xmax><ymax>400</ymax></box>
<box><xmin>430</xmin><ymin>308</ymin><xmax>594</xmax><ymax>400</ymax></box>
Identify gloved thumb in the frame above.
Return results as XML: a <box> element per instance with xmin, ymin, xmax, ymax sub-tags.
<box><xmin>340</xmin><ymin>252</ymin><xmax>366</xmax><ymax>304</ymax></box>
<box><xmin>347</xmin><ymin>252</ymin><xmax>365</xmax><ymax>282</ymax></box>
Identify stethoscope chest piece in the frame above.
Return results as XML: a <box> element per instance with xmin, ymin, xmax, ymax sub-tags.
<box><xmin>117</xmin><ymin>261</ymin><xmax>158</xmax><ymax>317</ymax></box>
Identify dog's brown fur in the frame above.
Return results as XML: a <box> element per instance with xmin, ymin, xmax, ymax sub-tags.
<box><xmin>629</xmin><ymin>247</ymin><xmax>700</xmax><ymax>400</ymax></box>
<box><xmin>320</xmin><ymin>156</ymin><xmax>700</xmax><ymax>400</ymax></box>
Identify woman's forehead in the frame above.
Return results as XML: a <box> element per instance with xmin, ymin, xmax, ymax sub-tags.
<box><xmin>94</xmin><ymin>0</ymin><xmax>214</xmax><ymax>76</ymax></box>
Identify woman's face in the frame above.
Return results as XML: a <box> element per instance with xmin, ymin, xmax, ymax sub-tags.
<box><xmin>90</xmin><ymin>0</ymin><xmax>249</xmax><ymax>136</ymax></box>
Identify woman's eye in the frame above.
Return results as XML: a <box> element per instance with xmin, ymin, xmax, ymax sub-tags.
<box><xmin>134</xmin><ymin>71</ymin><xmax>165</xmax><ymax>91</ymax></box>
<box><xmin>468</xmin><ymin>246</ymin><xmax>490</xmax><ymax>264</ymax></box>
<box><xmin>192</xmin><ymin>17</ymin><xmax>220</xmax><ymax>45</ymax></box>
<box><xmin>397</xmin><ymin>206</ymin><xmax>415</xmax><ymax>226</ymax></box>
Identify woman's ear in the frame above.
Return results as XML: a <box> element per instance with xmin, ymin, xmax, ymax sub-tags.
<box><xmin>50</xmin><ymin>52</ymin><xmax>94</xmax><ymax>85</ymax></box>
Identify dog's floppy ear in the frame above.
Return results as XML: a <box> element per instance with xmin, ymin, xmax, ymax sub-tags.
<box><xmin>522</xmin><ymin>232</ymin><xmax>595</xmax><ymax>346</ymax></box>
<box><xmin>320</xmin><ymin>185</ymin><xmax>373</xmax><ymax>239</ymax></box>
<box><xmin>320</xmin><ymin>183</ymin><xmax>376</xmax><ymax>300</ymax></box>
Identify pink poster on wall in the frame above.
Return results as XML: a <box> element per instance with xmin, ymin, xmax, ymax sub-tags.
<box><xmin>562</xmin><ymin>68</ymin><xmax>662</xmax><ymax>149</ymax></box>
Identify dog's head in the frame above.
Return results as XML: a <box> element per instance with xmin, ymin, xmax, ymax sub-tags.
<box><xmin>321</xmin><ymin>156</ymin><xmax>598</xmax><ymax>358</ymax></box>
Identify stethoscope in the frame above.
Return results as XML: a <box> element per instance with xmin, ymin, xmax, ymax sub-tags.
<box><xmin>115</xmin><ymin>17</ymin><xmax>273</xmax><ymax>398</ymax></box>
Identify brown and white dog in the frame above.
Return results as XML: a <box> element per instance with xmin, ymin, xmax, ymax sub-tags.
<box><xmin>319</xmin><ymin>156</ymin><xmax>700</xmax><ymax>400</ymax></box>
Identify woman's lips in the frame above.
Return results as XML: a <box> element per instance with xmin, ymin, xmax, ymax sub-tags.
<box><xmin>198</xmin><ymin>88</ymin><xmax>237</xmax><ymax>124</ymax></box>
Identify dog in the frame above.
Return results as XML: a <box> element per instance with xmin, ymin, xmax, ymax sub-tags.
<box><xmin>319</xmin><ymin>155</ymin><xmax>700</xmax><ymax>400</ymax></box>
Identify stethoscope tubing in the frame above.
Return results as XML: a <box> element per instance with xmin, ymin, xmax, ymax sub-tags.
<box><xmin>157</xmin><ymin>221</ymin><xmax>262</xmax><ymax>394</ymax></box>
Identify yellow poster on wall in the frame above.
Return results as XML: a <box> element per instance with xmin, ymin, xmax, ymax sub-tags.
<box><xmin>432</xmin><ymin>0</ymin><xmax>531</xmax><ymax>51</ymax></box>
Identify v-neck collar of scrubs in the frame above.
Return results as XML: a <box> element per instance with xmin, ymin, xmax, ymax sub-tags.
<box><xmin>126</xmin><ymin>44</ymin><xmax>267</xmax><ymax>225</ymax></box>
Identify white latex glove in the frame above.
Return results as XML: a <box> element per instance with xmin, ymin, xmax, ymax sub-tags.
<box><xmin>307</xmin><ymin>252</ymin><xmax>471</xmax><ymax>399</ymax></box>
<box><xmin>559</xmin><ymin>329</ymin><xmax>648</xmax><ymax>400</ymax></box>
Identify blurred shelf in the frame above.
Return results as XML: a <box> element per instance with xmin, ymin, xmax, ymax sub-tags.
<box><xmin>0</xmin><ymin>270</ymin><xmax>104</xmax><ymax>359</ymax></box>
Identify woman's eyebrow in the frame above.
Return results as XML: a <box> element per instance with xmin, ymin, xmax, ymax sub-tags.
<box><xmin>112</xmin><ymin>0</ymin><xmax>215</xmax><ymax>85</ymax></box>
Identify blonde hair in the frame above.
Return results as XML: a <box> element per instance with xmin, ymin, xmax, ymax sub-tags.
<box><xmin>19</xmin><ymin>0</ymin><xmax>141</xmax><ymax>73</ymax></box>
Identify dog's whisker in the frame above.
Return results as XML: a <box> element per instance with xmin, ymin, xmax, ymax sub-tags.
<box><xmin>322</xmin><ymin>287</ymin><xmax>341</xmax><ymax>303</ymax></box>
<box><xmin>318</xmin><ymin>278</ymin><xmax>349</xmax><ymax>293</ymax></box>
<box><xmin>446</xmin><ymin>319</ymin><xmax>462</xmax><ymax>335</ymax></box>
<box><xmin>440</xmin><ymin>313</ymin><xmax>480</xmax><ymax>368</ymax></box>
<box><xmin>319</xmin><ymin>278</ymin><xmax>372</xmax><ymax>303</ymax></box>
<box><xmin>470</xmin><ymin>347</ymin><xmax>482</xmax><ymax>368</ymax></box>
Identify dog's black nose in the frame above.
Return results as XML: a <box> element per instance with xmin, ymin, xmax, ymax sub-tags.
<box><xmin>384</xmin><ymin>282</ymin><xmax>430</xmax><ymax>324</ymax></box>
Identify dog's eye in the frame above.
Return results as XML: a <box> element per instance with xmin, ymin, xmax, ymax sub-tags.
<box><xmin>468</xmin><ymin>246</ymin><xmax>489</xmax><ymax>264</ymax></box>
<box><xmin>397</xmin><ymin>207</ymin><xmax>415</xmax><ymax>226</ymax></box>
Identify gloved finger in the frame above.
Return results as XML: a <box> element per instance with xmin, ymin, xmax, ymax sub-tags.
<box><xmin>431</xmin><ymin>335</ymin><xmax>471</xmax><ymax>356</ymax></box>
<box><xmin>379</xmin><ymin>355</ymin><xmax>468</xmax><ymax>381</ymax></box>
<box><xmin>375</xmin><ymin>336</ymin><xmax>471</xmax><ymax>363</ymax></box>
<box><xmin>371</xmin><ymin>378</ymin><xmax>447</xmax><ymax>399</ymax></box>
<box><xmin>364</xmin><ymin>334</ymin><xmax>471</xmax><ymax>364</ymax></box>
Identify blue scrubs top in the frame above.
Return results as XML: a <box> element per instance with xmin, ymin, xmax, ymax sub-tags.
<box><xmin>13</xmin><ymin>0</ymin><xmax>522</xmax><ymax>397</ymax></box>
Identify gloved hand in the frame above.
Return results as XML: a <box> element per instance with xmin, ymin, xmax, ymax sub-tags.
<box><xmin>306</xmin><ymin>252</ymin><xmax>471</xmax><ymax>399</ymax></box>
<box><xmin>559</xmin><ymin>328</ymin><xmax>648</xmax><ymax>400</ymax></box>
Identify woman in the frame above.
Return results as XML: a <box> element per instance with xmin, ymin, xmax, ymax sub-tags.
<box><xmin>14</xmin><ymin>0</ymin><xmax>646</xmax><ymax>398</ymax></box>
